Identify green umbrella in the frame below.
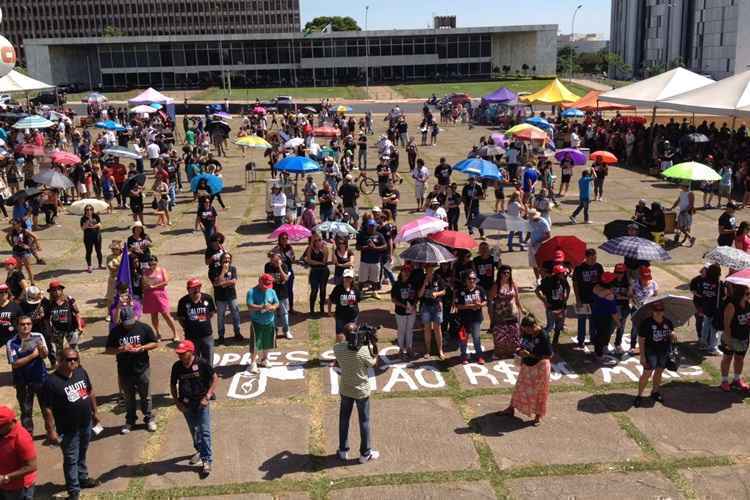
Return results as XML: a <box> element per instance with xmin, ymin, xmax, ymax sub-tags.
<box><xmin>662</xmin><ymin>162</ymin><xmax>720</xmax><ymax>182</ymax></box>
<box><xmin>320</xmin><ymin>146</ymin><xmax>336</xmax><ymax>158</ymax></box>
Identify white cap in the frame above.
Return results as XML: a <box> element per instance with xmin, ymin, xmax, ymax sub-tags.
<box><xmin>343</xmin><ymin>269</ymin><xmax>355</xmax><ymax>278</ymax></box>
<box><xmin>372</xmin><ymin>206</ymin><xmax>382</xmax><ymax>213</ymax></box>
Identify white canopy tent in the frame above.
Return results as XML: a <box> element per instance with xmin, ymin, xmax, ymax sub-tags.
<box><xmin>599</xmin><ymin>68</ymin><xmax>714</xmax><ymax>108</ymax></box>
<box><xmin>0</xmin><ymin>70</ymin><xmax>55</xmax><ymax>93</ymax></box>
<box><xmin>128</xmin><ymin>87</ymin><xmax>175</xmax><ymax>119</ymax></box>
<box><xmin>658</xmin><ymin>70</ymin><xmax>750</xmax><ymax>118</ymax></box>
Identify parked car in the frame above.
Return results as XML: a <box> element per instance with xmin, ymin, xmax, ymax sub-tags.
<box><xmin>30</xmin><ymin>92</ymin><xmax>60</xmax><ymax>105</ymax></box>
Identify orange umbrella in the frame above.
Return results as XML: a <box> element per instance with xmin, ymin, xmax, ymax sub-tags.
<box><xmin>561</xmin><ymin>90</ymin><xmax>636</xmax><ymax>112</ymax></box>
<box><xmin>590</xmin><ymin>151</ymin><xmax>618</xmax><ymax>164</ymax></box>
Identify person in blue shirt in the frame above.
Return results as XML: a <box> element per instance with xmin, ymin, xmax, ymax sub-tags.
<box><xmin>246</xmin><ymin>274</ymin><xmax>279</xmax><ymax>374</ymax></box>
<box><xmin>521</xmin><ymin>163</ymin><xmax>539</xmax><ymax>206</ymax></box>
<box><xmin>569</xmin><ymin>169</ymin><xmax>595</xmax><ymax>224</ymax></box>
<box><xmin>6</xmin><ymin>316</ymin><xmax>49</xmax><ymax>435</ymax></box>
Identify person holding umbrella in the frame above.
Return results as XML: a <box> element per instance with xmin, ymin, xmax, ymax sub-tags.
<box><xmin>634</xmin><ymin>300</ymin><xmax>677</xmax><ymax>407</ymax></box>
<box><xmin>719</xmin><ymin>284</ymin><xmax>750</xmax><ymax>392</ymax></box>
<box><xmin>558</xmin><ymin>157</ymin><xmax>573</xmax><ymax>197</ymax></box>
<box><xmin>418</xmin><ymin>265</ymin><xmax>447</xmax><ymax>360</ymax></box>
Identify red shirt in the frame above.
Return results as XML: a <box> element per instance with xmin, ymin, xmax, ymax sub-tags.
<box><xmin>0</xmin><ymin>422</ymin><xmax>37</xmax><ymax>490</ymax></box>
<box><xmin>111</xmin><ymin>163</ymin><xmax>127</xmax><ymax>184</ymax></box>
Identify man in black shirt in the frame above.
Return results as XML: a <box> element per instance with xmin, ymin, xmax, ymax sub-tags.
<box><xmin>376</xmin><ymin>158</ymin><xmax>391</xmax><ymax>197</ymax></box>
<box><xmin>41</xmin><ymin>347</ymin><xmax>101</xmax><ymax>499</ymax></box>
<box><xmin>105</xmin><ymin>316</ymin><xmax>159</xmax><ymax>434</ymax></box>
<box><xmin>0</xmin><ymin>283</ymin><xmax>22</xmax><ymax>346</ymax></box>
<box><xmin>535</xmin><ymin>265</ymin><xmax>570</xmax><ymax>348</ymax></box>
<box><xmin>381</xmin><ymin>181</ymin><xmax>400</xmax><ymax>221</ymax></box>
<box><xmin>4</xmin><ymin>256</ymin><xmax>28</xmax><ymax>300</ymax></box>
<box><xmin>572</xmin><ymin>249</ymin><xmax>604</xmax><ymax>348</ymax></box>
<box><xmin>176</xmin><ymin>278</ymin><xmax>216</xmax><ymax>365</ymax></box>
<box><xmin>717</xmin><ymin>202</ymin><xmax>737</xmax><ymax>246</ymax></box>
<box><xmin>170</xmin><ymin>340</ymin><xmax>218</xmax><ymax>476</ymax></box>
<box><xmin>209</xmin><ymin>253</ymin><xmax>242</xmax><ymax>344</ymax></box>
<box><xmin>462</xmin><ymin>177</ymin><xmax>485</xmax><ymax>237</ymax></box>
<box><xmin>434</xmin><ymin>157</ymin><xmax>452</xmax><ymax>193</ymax></box>
<box><xmin>339</xmin><ymin>174</ymin><xmax>360</xmax><ymax>227</ymax></box>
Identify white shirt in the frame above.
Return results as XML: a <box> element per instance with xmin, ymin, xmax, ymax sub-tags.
<box><xmin>412</xmin><ymin>166</ymin><xmax>429</xmax><ymax>184</ymax></box>
<box><xmin>425</xmin><ymin>206</ymin><xmax>447</xmax><ymax>221</ymax></box>
<box><xmin>147</xmin><ymin>143</ymin><xmax>160</xmax><ymax>160</ymax></box>
<box><xmin>271</xmin><ymin>192</ymin><xmax>287</xmax><ymax>217</ymax></box>
<box><xmin>570</xmin><ymin>132</ymin><xmax>581</xmax><ymax>148</ymax></box>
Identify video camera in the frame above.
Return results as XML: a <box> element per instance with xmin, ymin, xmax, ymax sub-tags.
<box><xmin>347</xmin><ymin>323</ymin><xmax>380</xmax><ymax>357</ymax></box>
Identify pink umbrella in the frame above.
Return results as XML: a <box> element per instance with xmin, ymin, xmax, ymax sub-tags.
<box><xmin>49</xmin><ymin>150</ymin><xmax>81</xmax><ymax>166</ymax></box>
<box><xmin>252</xmin><ymin>106</ymin><xmax>267</xmax><ymax>115</ymax></box>
<box><xmin>395</xmin><ymin>216</ymin><xmax>448</xmax><ymax>243</ymax></box>
<box><xmin>268</xmin><ymin>224</ymin><xmax>312</xmax><ymax>242</ymax></box>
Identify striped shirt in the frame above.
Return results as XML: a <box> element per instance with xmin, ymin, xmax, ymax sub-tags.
<box><xmin>333</xmin><ymin>342</ymin><xmax>377</xmax><ymax>399</ymax></box>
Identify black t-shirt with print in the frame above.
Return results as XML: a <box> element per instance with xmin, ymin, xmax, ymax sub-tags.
<box><xmin>456</xmin><ymin>286</ymin><xmax>486</xmax><ymax>324</ymax></box>
<box><xmin>177</xmin><ymin>293</ymin><xmax>216</xmax><ymax>339</ymax></box>
<box><xmin>42</xmin><ymin>297</ymin><xmax>78</xmax><ymax>333</ymax></box>
<box><xmin>106</xmin><ymin>321</ymin><xmax>158</xmax><ymax>376</ymax></box>
<box><xmin>435</xmin><ymin>164</ymin><xmax>452</xmax><ymax>185</ymax></box>
<box><xmin>391</xmin><ymin>280</ymin><xmax>417</xmax><ymax>316</ymax></box>
<box><xmin>639</xmin><ymin>317</ymin><xmax>674</xmax><ymax>355</ymax></box>
<box><xmin>573</xmin><ymin>263</ymin><xmax>604</xmax><ymax>304</ymax></box>
<box><xmin>537</xmin><ymin>276</ymin><xmax>570</xmax><ymax>311</ymax></box>
<box><xmin>420</xmin><ymin>274</ymin><xmax>446</xmax><ymax>307</ymax></box>
<box><xmin>41</xmin><ymin>367</ymin><xmax>93</xmax><ymax>433</ymax></box>
<box><xmin>328</xmin><ymin>284</ymin><xmax>361</xmax><ymax>322</ymax></box>
<box><xmin>0</xmin><ymin>300</ymin><xmax>22</xmax><ymax>343</ymax></box>
<box><xmin>170</xmin><ymin>358</ymin><xmax>214</xmax><ymax>408</ymax></box>
<box><xmin>472</xmin><ymin>255</ymin><xmax>496</xmax><ymax>290</ymax></box>
<box><xmin>692</xmin><ymin>277</ymin><xmax>721</xmax><ymax>316</ymax></box>
<box><xmin>198</xmin><ymin>206</ymin><xmax>217</xmax><ymax>228</ymax></box>
<box><xmin>209</xmin><ymin>265</ymin><xmax>238</xmax><ymax>302</ymax></box>
<box><xmin>730</xmin><ymin>301</ymin><xmax>750</xmax><ymax>341</ymax></box>
<box><xmin>718</xmin><ymin>212</ymin><xmax>737</xmax><ymax>246</ymax></box>
<box><xmin>263</xmin><ymin>262</ymin><xmax>289</xmax><ymax>300</ymax></box>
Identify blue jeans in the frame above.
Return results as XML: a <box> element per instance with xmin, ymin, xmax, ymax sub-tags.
<box><xmin>571</xmin><ymin>200</ymin><xmax>590</xmax><ymax>222</ymax></box>
<box><xmin>193</xmin><ymin>335</ymin><xmax>214</xmax><ymax>366</ymax></box>
<box><xmin>614</xmin><ymin>304</ymin><xmax>631</xmax><ymax>347</ymax></box>
<box><xmin>507</xmin><ymin>231</ymin><xmax>525</xmax><ymax>248</ymax></box>
<box><xmin>459</xmin><ymin>321</ymin><xmax>483</xmax><ymax>358</ymax></box>
<box><xmin>182</xmin><ymin>405</ymin><xmax>212</xmax><ymax>464</ymax></box>
<box><xmin>168</xmin><ymin>183</ymin><xmax>177</xmax><ymax>210</ymax></box>
<box><xmin>338</xmin><ymin>396</ymin><xmax>372</xmax><ymax>457</ymax></box>
<box><xmin>380</xmin><ymin>255</ymin><xmax>396</xmax><ymax>285</ymax></box>
<box><xmin>1</xmin><ymin>486</ymin><xmax>35</xmax><ymax>500</ymax></box>
<box><xmin>276</xmin><ymin>297</ymin><xmax>290</xmax><ymax>334</ymax></box>
<box><xmin>701</xmin><ymin>315</ymin><xmax>718</xmax><ymax>350</ymax></box>
<box><xmin>60</xmin><ymin>425</ymin><xmax>91</xmax><ymax>496</ymax></box>
<box><xmin>320</xmin><ymin>207</ymin><xmax>333</xmax><ymax>222</ymax></box>
<box><xmin>577</xmin><ymin>312</ymin><xmax>594</xmax><ymax>345</ymax></box>
<box><xmin>216</xmin><ymin>299</ymin><xmax>241</xmax><ymax>338</ymax></box>
<box><xmin>545</xmin><ymin>309</ymin><xmax>565</xmax><ymax>346</ymax></box>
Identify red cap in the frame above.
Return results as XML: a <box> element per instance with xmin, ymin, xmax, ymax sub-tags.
<box><xmin>186</xmin><ymin>278</ymin><xmax>202</xmax><ymax>290</ymax></box>
<box><xmin>47</xmin><ymin>279</ymin><xmax>65</xmax><ymax>292</ymax></box>
<box><xmin>640</xmin><ymin>266</ymin><xmax>652</xmax><ymax>278</ymax></box>
<box><xmin>0</xmin><ymin>284</ymin><xmax>9</xmax><ymax>292</ymax></box>
<box><xmin>0</xmin><ymin>405</ymin><xmax>15</xmax><ymax>426</ymax></box>
<box><xmin>175</xmin><ymin>340</ymin><xmax>195</xmax><ymax>354</ymax></box>
<box><xmin>600</xmin><ymin>272</ymin><xmax>617</xmax><ymax>285</ymax></box>
<box><xmin>260</xmin><ymin>273</ymin><xmax>274</xmax><ymax>289</ymax></box>
<box><xmin>552</xmin><ymin>264</ymin><xmax>566</xmax><ymax>275</ymax></box>
<box><xmin>553</xmin><ymin>250</ymin><xmax>565</xmax><ymax>262</ymax></box>
<box><xmin>3</xmin><ymin>256</ymin><xmax>17</xmax><ymax>266</ymax></box>
<box><xmin>614</xmin><ymin>263</ymin><xmax>626</xmax><ymax>273</ymax></box>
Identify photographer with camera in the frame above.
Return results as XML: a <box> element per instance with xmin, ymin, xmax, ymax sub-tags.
<box><xmin>333</xmin><ymin>323</ymin><xmax>380</xmax><ymax>464</ymax></box>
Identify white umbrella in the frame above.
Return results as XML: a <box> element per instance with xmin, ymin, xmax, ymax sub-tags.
<box><xmin>479</xmin><ymin>213</ymin><xmax>529</xmax><ymax>232</ymax></box>
<box><xmin>102</xmin><ymin>146</ymin><xmax>142</xmax><ymax>160</ymax></box>
<box><xmin>631</xmin><ymin>295</ymin><xmax>695</xmax><ymax>330</ymax></box>
<box><xmin>704</xmin><ymin>246</ymin><xmax>750</xmax><ymax>269</ymax></box>
<box><xmin>284</xmin><ymin>137</ymin><xmax>305</xmax><ymax>149</ymax></box>
<box><xmin>130</xmin><ymin>104</ymin><xmax>155</xmax><ymax>114</ymax></box>
<box><xmin>68</xmin><ymin>199</ymin><xmax>109</xmax><ymax>215</ymax></box>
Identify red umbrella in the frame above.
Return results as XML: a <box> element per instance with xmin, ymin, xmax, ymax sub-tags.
<box><xmin>590</xmin><ymin>150</ymin><xmax>618</xmax><ymax>165</ymax></box>
<box><xmin>535</xmin><ymin>236</ymin><xmax>587</xmax><ymax>267</ymax></box>
<box><xmin>312</xmin><ymin>126</ymin><xmax>341</xmax><ymax>138</ymax></box>
<box><xmin>15</xmin><ymin>144</ymin><xmax>45</xmax><ymax>157</ymax></box>
<box><xmin>428</xmin><ymin>230</ymin><xmax>477</xmax><ymax>250</ymax></box>
<box><xmin>49</xmin><ymin>150</ymin><xmax>81</xmax><ymax>166</ymax></box>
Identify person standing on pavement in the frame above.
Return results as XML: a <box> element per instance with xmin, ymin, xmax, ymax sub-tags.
<box><xmin>355</xmin><ymin>219</ymin><xmax>386</xmax><ymax>292</ymax></box>
<box><xmin>569</xmin><ymin>169</ymin><xmax>594</xmax><ymax>224</ymax></box>
<box><xmin>264</xmin><ymin>251</ymin><xmax>292</xmax><ymax>340</ymax></box>
<box><xmin>327</xmin><ymin>269</ymin><xmax>361</xmax><ymax>336</ymax></box>
<box><xmin>105</xmin><ymin>313</ymin><xmax>158</xmax><ymax>434</ymax></box>
<box><xmin>334</xmin><ymin>323</ymin><xmax>380</xmax><ymax>464</ymax></box>
<box><xmin>41</xmin><ymin>281</ymin><xmax>83</xmax><ymax>364</ymax></box>
<box><xmin>411</xmin><ymin>158</ymin><xmax>429</xmax><ymax>212</ymax></box>
<box><xmin>434</xmin><ymin>157</ymin><xmax>452</xmax><ymax>194</ymax></box>
<box><xmin>462</xmin><ymin>177</ymin><xmax>485</xmax><ymax>238</ymax></box>
<box><xmin>246</xmin><ymin>274</ymin><xmax>279</xmax><ymax>373</ymax></box>
<box><xmin>634</xmin><ymin>302</ymin><xmax>676</xmax><ymax>407</ymax></box>
<box><xmin>535</xmin><ymin>265</ymin><xmax>570</xmax><ymax>351</ymax></box>
<box><xmin>717</xmin><ymin>202</ymin><xmax>738</xmax><ymax>247</ymax></box>
<box><xmin>572</xmin><ymin>249</ymin><xmax>603</xmax><ymax>349</ymax></box>
<box><xmin>176</xmin><ymin>279</ymin><xmax>217</xmax><ymax>364</ymax></box>
<box><xmin>79</xmin><ymin>205</ymin><xmax>103</xmax><ymax>273</ymax></box>
<box><xmin>719</xmin><ymin>284</ymin><xmax>750</xmax><ymax>392</ymax></box>
<box><xmin>0</xmin><ymin>405</ymin><xmax>38</xmax><ymax>500</ymax></box>
<box><xmin>170</xmin><ymin>340</ymin><xmax>218</xmax><ymax>477</ymax></box>
<box><xmin>4</xmin><ymin>257</ymin><xmax>29</xmax><ymax>302</ymax></box>
<box><xmin>209</xmin><ymin>253</ymin><xmax>242</xmax><ymax>345</ymax></box>
<box><xmin>338</xmin><ymin>175</ymin><xmax>360</xmax><ymax>228</ymax></box>
<box><xmin>669</xmin><ymin>183</ymin><xmax>696</xmax><ymax>246</ymax></box>
<box><xmin>456</xmin><ymin>272</ymin><xmax>487</xmax><ymax>365</ymax></box>
<box><xmin>0</xmin><ymin>283</ymin><xmax>22</xmax><ymax>347</ymax></box>
<box><xmin>41</xmin><ymin>347</ymin><xmax>101</xmax><ymax>500</ymax></box>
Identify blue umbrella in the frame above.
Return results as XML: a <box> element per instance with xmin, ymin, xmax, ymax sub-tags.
<box><xmin>454</xmin><ymin>158</ymin><xmax>501</xmax><ymax>180</ymax></box>
<box><xmin>275</xmin><ymin>156</ymin><xmax>321</xmax><ymax>174</ymax></box>
<box><xmin>525</xmin><ymin>116</ymin><xmax>551</xmax><ymax>129</ymax></box>
<box><xmin>95</xmin><ymin>120</ymin><xmax>127</xmax><ymax>132</ymax></box>
<box><xmin>149</xmin><ymin>103</ymin><xmax>163</xmax><ymax>110</ymax></box>
<box><xmin>561</xmin><ymin>108</ymin><xmax>584</xmax><ymax>118</ymax></box>
<box><xmin>190</xmin><ymin>173</ymin><xmax>224</xmax><ymax>194</ymax></box>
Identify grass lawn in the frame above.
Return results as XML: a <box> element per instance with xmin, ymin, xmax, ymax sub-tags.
<box><xmin>192</xmin><ymin>85</ymin><xmax>369</xmax><ymax>101</ymax></box>
<box><xmin>66</xmin><ymin>90</ymin><xmax>142</xmax><ymax>102</ymax></box>
<box><xmin>392</xmin><ymin>79</ymin><xmax>591</xmax><ymax>99</ymax></box>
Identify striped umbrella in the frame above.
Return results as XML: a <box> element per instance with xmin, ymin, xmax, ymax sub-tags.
<box><xmin>13</xmin><ymin>115</ymin><xmax>54</xmax><ymax>129</ymax></box>
<box><xmin>33</xmin><ymin>169</ymin><xmax>73</xmax><ymax>189</ymax></box>
<box><xmin>395</xmin><ymin>216</ymin><xmax>448</xmax><ymax>243</ymax></box>
<box><xmin>400</xmin><ymin>242</ymin><xmax>457</xmax><ymax>265</ymax></box>
<box><xmin>600</xmin><ymin>236</ymin><xmax>671</xmax><ymax>262</ymax></box>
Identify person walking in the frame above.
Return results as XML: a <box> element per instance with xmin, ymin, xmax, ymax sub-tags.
<box><xmin>246</xmin><ymin>274</ymin><xmax>279</xmax><ymax>373</ymax></box>
<box><xmin>79</xmin><ymin>205</ymin><xmax>103</xmax><ymax>273</ymax></box>
<box><xmin>719</xmin><ymin>284</ymin><xmax>750</xmax><ymax>392</ymax></box>
<box><xmin>334</xmin><ymin>323</ymin><xmax>379</xmax><ymax>463</ymax></box>
<box><xmin>209</xmin><ymin>252</ymin><xmax>242</xmax><ymax>345</ymax></box>
<box><xmin>412</xmin><ymin>158</ymin><xmax>429</xmax><ymax>211</ymax></box>
<box><xmin>634</xmin><ymin>301</ymin><xmax>676</xmax><ymax>407</ymax></box>
<box><xmin>176</xmin><ymin>279</ymin><xmax>216</xmax><ymax>364</ymax></box>
<box><xmin>498</xmin><ymin>315</ymin><xmax>552</xmax><ymax>425</ymax></box>
<box><xmin>142</xmin><ymin>255</ymin><xmax>178</xmax><ymax>341</ymax></box>
<box><xmin>41</xmin><ymin>347</ymin><xmax>101</xmax><ymax>499</ymax></box>
<box><xmin>170</xmin><ymin>340</ymin><xmax>218</xmax><ymax>477</ymax></box>
<box><xmin>462</xmin><ymin>177</ymin><xmax>485</xmax><ymax>238</ymax></box>
<box><xmin>569</xmin><ymin>169</ymin><xmax>594</xmax><ymax>224</ymax></box>
<box><xmin>105</xmin><ymin>315</ymin><xmax>159</xmax><ymax>434</ymax></box>
<box><xmin>0</xmin><ymin>405</ymin><xmax>38</xmax><ymax>500</ymax></box>
<box><xmin>670</xmin><ymin>183</ymin><xmax>696</xmax><ymax>246</ymax></box>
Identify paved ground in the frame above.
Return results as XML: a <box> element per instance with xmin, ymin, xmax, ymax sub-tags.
<box><xmin>2</xmin><ymin>114</ymin><xmax>749</xmax><ymax>499</ymax></box>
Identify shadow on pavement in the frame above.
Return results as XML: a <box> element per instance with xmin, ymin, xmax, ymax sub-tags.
<box><xmin>258</xmin><ymin>450</ymin><xmax>314</xmax><ymax>479</ymax></box>
<box><xmin>456</xmin><ymin>412</ymin><xmax>535</xmax><ymax>437</ymax></box>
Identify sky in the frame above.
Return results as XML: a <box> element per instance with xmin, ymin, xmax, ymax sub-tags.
<box><xmin>300</xmin><ymin>0</ymin><xmax>612</xmax><ymax>38</ymax></box>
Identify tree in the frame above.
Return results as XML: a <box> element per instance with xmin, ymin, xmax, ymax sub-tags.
<box><xmin>603</xmin><ymin>51</ymin><xmax>631</xmax><ymax>79</ymax></box>
<box><xmin>304</xmin><ymin>16</ymin><xmax>361</xmax><ymax>32</ymax></box>
<box><xmin>557</xmin><ymin>46</ymin><xmax>579</xmax><ymax>75</ymax></box>
<box><xmin>532</xmin><ymin>65</ymin><xmax>537</xmax><ymax>76</ymax></box>
<box><xmin>521</xmin><ymin>63</ymin><xmax>530</xmax><ymax>76</ymax></box>
<box><xmin>502</xmin><ymin>65</ymin><xmax>511</xmax><ymax>78</ymax></box>
<box><xmin>102</xmin><ymin>25</ymin><xmax>124</xmax><ymax>37</ymax></box>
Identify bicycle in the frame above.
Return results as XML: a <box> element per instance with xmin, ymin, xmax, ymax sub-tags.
<box><xmin>358</xmin><ymin>171</ymin><xmax>378</xmax><ymax>195</ymax></box>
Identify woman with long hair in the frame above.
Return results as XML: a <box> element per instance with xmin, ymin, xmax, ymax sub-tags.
<box><xmin>80</xmin><ymin>204</ymin><xmax>103</xmax><ymax>272</ymax></box>
<box><xmin>490</xmin><ymin>265</ymin><xmax>524</xmax><ymax>358</ymax></box>
<box><xmin>418</xmin><ymin>264</ymin><xmax>446</xmax><ymax>359</ymax></box>
<box><xmin>332</xmin><ymin>237</ymin><xmax>354</xmax><ymax>285</ymax></box>
<box><xmin>141</xmin><ymin>255</ymin><xmax>178</xmax><ymax>341</ymax></box>
<box><xmin>720</xmin><ymin>284</ymin><xmax>750</xmax><ymax>392</ymax></box>
<box><xmin>392</xmin><ymin>264</ymin><xmax>417</xmax><ymax>359</ymax></box>
<box><xmin>634</xmin><ymin>300</ymin><xmax>677</xmax><ymax>407</ymax></box>
<box><xmin>499</xmin><ymin>314</ymin><xmax>552</xmax><ymax>425</ymax></box>
<box><xmin>734</xmin><ymin>221</ymin><xmax>750</xmax><ymax>252</ymax></box>
<box><xmin>303</xmin><ymin>233</ymin><xmax>330</xmax><ymax>315</ymax></box>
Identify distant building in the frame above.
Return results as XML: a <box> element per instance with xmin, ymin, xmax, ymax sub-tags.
<box><xmin>610</xmin><ymin>0</ymin><xmax>750</xmax><ymax>79</ymax></box>
<box><xmin>557</xmin><ymin>33</ymin><xmax>609</xmax><ymax>54</ymax></box>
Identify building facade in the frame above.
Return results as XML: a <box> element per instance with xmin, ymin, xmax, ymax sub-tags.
<box><xmin>25</xmin><ymin>25</ymin><xmax>557</xmax><ymax>90</ymax></box>
<box><xmin>610</xmin><ymin>0</ymin><xmax>750</xmax><ymax>80</ymax></box>
<box><xmin>0</xmin><ymin>0</ymin><xmax>300</xmax><ymax>63</ymax></box>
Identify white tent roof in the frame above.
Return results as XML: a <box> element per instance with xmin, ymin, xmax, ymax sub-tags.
<box><xmin>0</xmin><ymin>70</ymin><xmax>55</xmax><ymax>93</ymax></box>
<box><xmin>659</xmin><ymin>70</ymin><xmax>750</xmax><ymax>118</ymax></box>
<box><xmin>128</xmin><ymin>87</ymin><xmax>174</xmax><ymax>105</ymax></box>
<box><xmin>599</xmin><ymin>68</ymin><xmax>714</xmax><ymax>108</ymax></box>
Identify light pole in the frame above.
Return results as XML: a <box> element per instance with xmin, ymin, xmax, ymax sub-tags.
<box><xmin>569</xmin><ymin>4</ymin><xmax>582</xmax><ymax>81</ymax></box>
<box><xmin>365</xmin><ymin>5</ymin><xmax>370</xmax><ymax>92</ymax></box>
<box><xmin>664</xmin><ymin>0</ymin><xmax>677</xmax><ymax>69</ymax></box>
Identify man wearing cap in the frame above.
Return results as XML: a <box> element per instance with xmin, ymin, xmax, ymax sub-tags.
<box><xmin>434</xmin><ymin>157</ymin><xmax>452</xmax><ymax>194</ymax></box>
<box><xmin>4</xmin><ymin>257</ymin><xmax>28</xmax><ymax>301</ymax></box>
<box><xmin>170</xmin><ymin>340</ymin><xmax>218</xmax><ymax>476</ymax></box>
<box><xmin>411</xmin><ymin>158</ymin><xmax>430</xmax><ymax>211</ymax></box>
<box><xmin>246</xmin><ymin>274</ymin><xmax>279</xmax><ymax>373</ymax></box>
<box><xmin>425</xmin><ymin>198</ymin><xmax>447</xmax><ymax>222</ymax></box>
<box><xmin>0</xmin><ymin>405</ymin><xmax>38</xmax><ymax>500</ymax></box>
<box><xmin>19</xmin><ymin>286</ymin><xmax>50</xmax><ymax>365</ymax></box>
<box><xmin>535</xmin><ymin>265</ymin><xmax>570</xmax><ymax>350</ymax></box>
<box><xmin>717</xmin><ymin>202</ymin><xmax>738</xmax><ymax>247</ymax></box>
<box><xmin>105</xmin><ymin>314</ymin><xmax>159</xmax><ymax>434</ymax></box>
<box><xmin>339</xmin><ymin>175</ymin><xmax>360</xmax><ymax>227</ymax></box>
<box><xmin>356</xmin><ymin>219</ymin><xmax>387</xmax><ymax>292</ymax></box>
<box><xmin>41</xmin><ymin>347</ymin><xmax>101</xmax><ymax>499</ymax></box>
<box><xmin>0</xmin><ymin>284</ymin><xmax>22</xmax><ymax>348</ymax></box>
<box><xmin>41</xmin><ymin>281</ymin><xmax>82</xmax><ymax>364</ymax></box>
<box><xmin>572</xmin><ymin>249</ymin><xmax>604</xmax><ymax>349</ymax></box>
<box><xmin>177</xmin><ymin>279</ymin><xmax>216</xmax><ymax>364</ymax></box>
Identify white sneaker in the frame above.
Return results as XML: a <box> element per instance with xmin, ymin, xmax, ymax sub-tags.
<box><xmin>337</xmin><ymin>450</ymin><xmax>348</xmax><ymax>460</ymax></box>
<box><xmin>120</xmin><ymin>424</ymin><xmax>132</xmax><ymax>435</ymax></box>
<box><xmin>585</xmin><ymin>220</ymin><xmax>594</xmax><ymax>224</ymax></box>
<box><xmin>250</xmin><ymin>362</ymin><xmax>259</xmax><ymax>374</ymax></box>
<box><xmin>285</xmin><ymin>331</ymin><xmax>293</xmax><ymax>339</ymax></box>
<box><xmin>189</xmin><ymin>452</ymin><xmax>202</xmax><ymax>465</ymax></box>
<box><xmin>359</xmin><ymin>450</ymin><xmax>380</xmax><ymax>463</ymax></box>
<box><xmin>569</xmin><ymin>216</ymin><xmax>577</xmax><ymax>224</ymax></box>
<box><xmin>146</xmin><ymin>421</ymin><xmax>157</xmax><ymax>432</ymax></box>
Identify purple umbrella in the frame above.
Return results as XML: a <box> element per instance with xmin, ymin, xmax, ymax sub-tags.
<box><xmin>491</xmin><ymin>133</ymin><xmax>508</xmax><ymax>147</ymax></box>
<box><xmin>555</xmin><ymin>148</ymin><xmax>586</xmax><ymax>166</ymax></box>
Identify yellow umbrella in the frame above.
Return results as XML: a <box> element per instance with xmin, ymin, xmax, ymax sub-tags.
<box><xmin>235</xmin><ymin>135</ymin><xmax>271</xmax><ymax>148</ymax></box>
<box><xmin>335</xmin><ymin>105</ymin><xmax>353</xmax><ymax>114</ymax></box>
<box><xmin>506</xmin><ymin>123</ymin><xmax>548</xmax><ymax>141</ymax></box>
<box><xmin>521</xmin><ymin>78</ymin><xmax>581</xmax><ymax>105</ymax></box>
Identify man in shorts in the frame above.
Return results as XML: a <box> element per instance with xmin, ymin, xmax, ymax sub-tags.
<box><xmin>356</xmin><ymin>220</ymin><xmax>386</xmax><ymax>291</ymax></box>
<box><xmin>669</xmin><ymin>183</ymin><xmax>696</xmax><ymax>247</ymax></box>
